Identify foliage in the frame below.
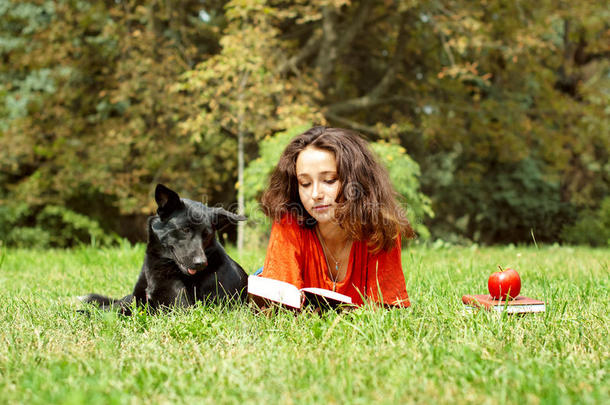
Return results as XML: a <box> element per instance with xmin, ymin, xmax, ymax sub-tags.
<box><xmin>0</xmin><ymin>245</ymin><xmax>608</xmax><ymax>403</ymax></box>
<box><xmin>1</xmin><ymin>0</ymin><xmax>609</xmax><ymax>245</ymax></box>
<box><xmin>369</xmin><ymin>141</ymin><xmax>434</xmax><ymax>240</ymax></box>
<box><xmin>0</xmin><ymin>0</ymin><xmax>232</xmax><ymax>224</ymax></box>
<box><xmin>36</xmin><ymin>205</ymin><xmax>118</xmax><ymax>248</ymax></box>
<box><xmin>416</xmin><ymin>0</ymin><xmax>610</xmax><ymax>243</ymax></box>
<box><xmin>242</xmin><ymin>126</ymin><xmax>434</xmax><ymax>247</ymax></box>
<box><xmin>175</xmin><ymin>1</ymin><xmax>323</xmax><ymax>146</ymax></box>
<box><xmin>0</xmin><ymin>203</ymin><xmax>51</xmax><ymax>248</ymax></box>
<box><xmin>561</xmin><ymin>197</ymin><xmax>610</xmax><ymax>246</ymax></box>
<box><xmin>0</xmin><ymin>201</ymin><xmax>117</xmax><ymax>248</ymax></box>
<box><xmin>428</xmin><ymin>157</ymin><xmax>574</xmax><ymax>244</ymax></box>
<box><xmin>242</xmin><ymin>125</ymin><xmax>309</xmax><ymax>248</ymax></box>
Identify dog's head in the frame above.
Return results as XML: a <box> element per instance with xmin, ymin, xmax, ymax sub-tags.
<box><xmin>150</xmin><ymin>184</ymin><xmax>246</xmax><ymax>276</ymax></box>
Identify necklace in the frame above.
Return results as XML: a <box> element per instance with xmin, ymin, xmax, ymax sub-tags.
<box><xmin>315</xmin><ymin>226</ymin><xmax>351</xmax><ymax>292</ymax></box>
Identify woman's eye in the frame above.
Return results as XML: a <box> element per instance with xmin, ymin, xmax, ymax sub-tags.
<box><xmin>325</xmin><ymin>179</ymin><xmax>337</xmax><ymax>184</ymax></box>
<box><xmin>299</xmin><ymin>182</ymin><xmax>311</xmax><ymax>187</ymax></box>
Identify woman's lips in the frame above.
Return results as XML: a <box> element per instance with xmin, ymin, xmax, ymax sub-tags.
<box><xmin>313</xmin><ymin>204</ymin><xmax>331</xmax><ymax>211</ymax></box>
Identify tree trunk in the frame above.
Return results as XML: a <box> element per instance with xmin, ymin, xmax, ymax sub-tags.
<box><xmin>236</xmin><ymin>71</ymin><xmax>250</xmax><ymax>253</ymax></box>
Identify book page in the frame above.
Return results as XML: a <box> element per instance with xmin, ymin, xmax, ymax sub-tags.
<box><xmin>300</xmin><ymin>288</ymin><xmax>352</xmax><ymax>304</ymax></box>
<box><xmin>247</xmin><ymin>276</ymin><xmax>302</xmax><ymax>309</ymax></box>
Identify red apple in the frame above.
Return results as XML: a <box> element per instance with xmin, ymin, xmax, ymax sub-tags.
<box><xmin>488</xmin><ymin>266</ymin><xmax>521</xmax><ymax>300</ymax></box>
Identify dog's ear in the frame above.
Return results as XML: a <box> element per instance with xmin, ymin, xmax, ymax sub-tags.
<box><xmin>211</xmin><ymin>208</ymin><xmax>247</xmax><ymax>231</ymax></box>
<box><xmin>155</xmin><ymin>184</ymin><xmax>183</xmax><ymax>220</ymax></box>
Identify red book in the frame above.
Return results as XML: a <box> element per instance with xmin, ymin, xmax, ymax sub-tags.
<box><xmin>462</xmin><ymin>294</ymin><xmax>545</xmax><ymax>314</ymax></box>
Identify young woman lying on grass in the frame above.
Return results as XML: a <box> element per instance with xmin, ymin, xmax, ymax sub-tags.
<box><xmin>258</xmin><ymin>126</ymin><xmax>414</xmax><ymax>308</ymax></box>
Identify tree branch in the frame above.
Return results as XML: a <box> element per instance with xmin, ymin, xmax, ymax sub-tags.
<box><xmin>336</xmin><ymin>0</ymin><xmax>374</xmax><ymax>51</ymax></box>
<box><xmin>323</xmin><ymin>111</ymin><xmax>379</xmax><ymax>138</ymax></box>
<box><xmin>326</xmin><ymin>12</ymin><xmax>409</xmax><ymax>115</ymax></box>
<box><xmin>316</xmin><ymin>0</ymin><xmax>374</xmax><ymax>91</ymax></box>
<box><xmin>278</xmin><ymin>28</ymin><xmax>322</xmax><ymax>76</ymax></box>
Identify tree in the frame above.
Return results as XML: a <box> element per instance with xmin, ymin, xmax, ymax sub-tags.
<box><xmin>175</xmin><ymin>0</ymin><xmax>323</xmax><ymax>251</ymax></box>
<box><xmin>0</xmin><ymin>0</ymin><xmax>230</xmax><ymax>244</ymax></box>
<box><xmin>1</xmin><ymin>0</ymin><xmax>607</xmax><ymax>246</ymax></box>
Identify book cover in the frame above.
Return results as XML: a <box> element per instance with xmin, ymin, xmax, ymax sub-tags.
<box><xmin>247</xmin><ymin>276</ymin><xmax>353</xmax><ymax>311</ymax></box>
<box><xmin>462</xmin><ymin>294</ymin><xmax>545</xmax><ymax>314</ymax></box>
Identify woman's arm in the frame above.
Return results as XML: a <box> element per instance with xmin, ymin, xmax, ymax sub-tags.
<box><xmin>261</xmin><ymin>217</ymin><xmax>305</xmax><ymax>289</ymax></box>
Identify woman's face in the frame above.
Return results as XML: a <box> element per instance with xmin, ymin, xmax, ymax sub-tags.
<box><xmin>295</xmin><ymin>146</ymin><xmax>341</xmax><ymax>225</ymax></box>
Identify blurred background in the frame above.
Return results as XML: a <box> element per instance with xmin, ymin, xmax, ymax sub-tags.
<box><xmin>0</xmin><ymin>0</ymin><xmax>608</xmax><ymax>248</ymax></box>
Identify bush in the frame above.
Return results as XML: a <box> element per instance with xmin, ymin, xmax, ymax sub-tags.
<box><xmin>242</xmin><ymin>126</ymin><xmax>308</xmax><ymax>248</ymax></box>
<box><xmin>242</xmin><ymin>127</ymin><xmax>434</xmax><ymax>247</ymax></box>
<box><xmin>561</xmin><ymin>197</ymin><xmax>610</xmax><ymax>246</ymax></box>
<box><xmin>370</xmin><ymin>141</ymin><xmax>434</xmax><ymax>240</ymax></box>
<box><xmin>425</xmin><ymin>157</ymin><xmax>573</xmax><ymax>244</ymax></box>
<box><xmin>0</xmin><ymin>202</ymin><xmax>119</xmax><ymax>248</ymax></box>
<box><xmin>36</xmin><ymin>205</ymin><xmax>119</xmax><ymax>248</ymax></box>
<box><xmin>0</xmin><ymin>203</ymin><xmax>50</xmax><ymax>248</ymax></box>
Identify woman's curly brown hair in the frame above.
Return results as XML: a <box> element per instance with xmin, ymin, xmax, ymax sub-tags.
<box><xmin>261</xmin><ymin>126</ymin><xmax>415</xmax><ymax>252</ymax></box>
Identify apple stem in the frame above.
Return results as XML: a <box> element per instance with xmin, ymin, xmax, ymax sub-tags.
<box><xmin>498</xmin><ymin>265</ymin><xmax>504</xmax><ymax>272</ymax></box>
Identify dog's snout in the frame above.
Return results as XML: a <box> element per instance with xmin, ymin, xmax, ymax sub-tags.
<box><xmin>191</xmin><ymin>256</ymin><xmax>208</xmax><ymax>270</ymax></box>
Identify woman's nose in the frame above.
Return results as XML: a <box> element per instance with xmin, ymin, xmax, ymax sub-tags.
<box><xmin>311</xmin><ymin>182</ymin><xmax>323</xmax><ymax>199</ymax></box>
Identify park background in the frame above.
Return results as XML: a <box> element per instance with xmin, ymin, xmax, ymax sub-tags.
<box><xmin>0</xmin><ymin>2</ymin><xmax>608</xmax><ymax>404</ymax></box>
<box><xmin>1</xmin><ymin>0</ymin><xmax>608</xmax><ymax>249</ymax></box>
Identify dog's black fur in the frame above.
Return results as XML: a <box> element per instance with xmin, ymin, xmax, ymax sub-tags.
<box><xmin>82</xmin><ymin>184</ymin><xmax>248</xmax><ymax>314</ymax></box>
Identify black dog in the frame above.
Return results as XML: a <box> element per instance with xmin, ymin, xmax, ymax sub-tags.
<box><xmin>82</xmin><ymin>184</ymin><xmax>248</xmax><ymax>313</ymax></box>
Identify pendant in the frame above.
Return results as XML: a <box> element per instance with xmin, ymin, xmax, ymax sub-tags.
<box><xmin>334</xmin><ymin>263</ymin><xmax>339</xmax><ymax>292</ymax></box>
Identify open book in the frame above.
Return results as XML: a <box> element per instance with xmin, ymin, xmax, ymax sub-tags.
<box><xmin>247</xmin><ymin>276</ymin><xmax>353</xmax><ymax>311</ymax></box>
<box><xmin>462</xmin><ymin>294</ymin><xmax>546</xmax><ymax>314</ymax></box>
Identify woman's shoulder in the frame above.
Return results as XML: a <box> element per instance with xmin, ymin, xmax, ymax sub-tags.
<box><xmin>274</xmin><ymin>213</ymin><xmax>299</xmax><ymax>227</ymax></box>
<box><xmin>272</xmin><ymin>213</ymin><xmax>311</xmax><ymax>235</ymax></box>
<box><xmin>267</xmin><ymin>213</ymin><xmax>315</xmax><ymax>251</ymax></box>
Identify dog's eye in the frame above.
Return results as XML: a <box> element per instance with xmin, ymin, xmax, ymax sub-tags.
<box><xmin>181</xmin><ymin>227</ymin><xmax>191</xmax><ymax>234</ymax></box>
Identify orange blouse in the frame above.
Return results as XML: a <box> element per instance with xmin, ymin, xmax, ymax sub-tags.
<box><xmin>262</xmin><ymin>215</ymin><xmax>410</xmax><ymax>307</ymax></box>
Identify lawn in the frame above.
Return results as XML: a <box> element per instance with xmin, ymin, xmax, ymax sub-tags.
<box><xmin>0</xmin><ymin>243</ymin><xmax>607</xmax><ymax>404</ymax></box>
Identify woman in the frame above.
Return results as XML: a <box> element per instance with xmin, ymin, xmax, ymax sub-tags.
<box><xmin>260</xmin><ymin>126</ymin><xmax>414</xmax><ymax>307</ymax></box>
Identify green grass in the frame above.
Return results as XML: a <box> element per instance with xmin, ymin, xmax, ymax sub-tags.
<box><xmin>0</xmin><ymin>243</ymin><xmax>608</xmax><ymax>404</ymax></box>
